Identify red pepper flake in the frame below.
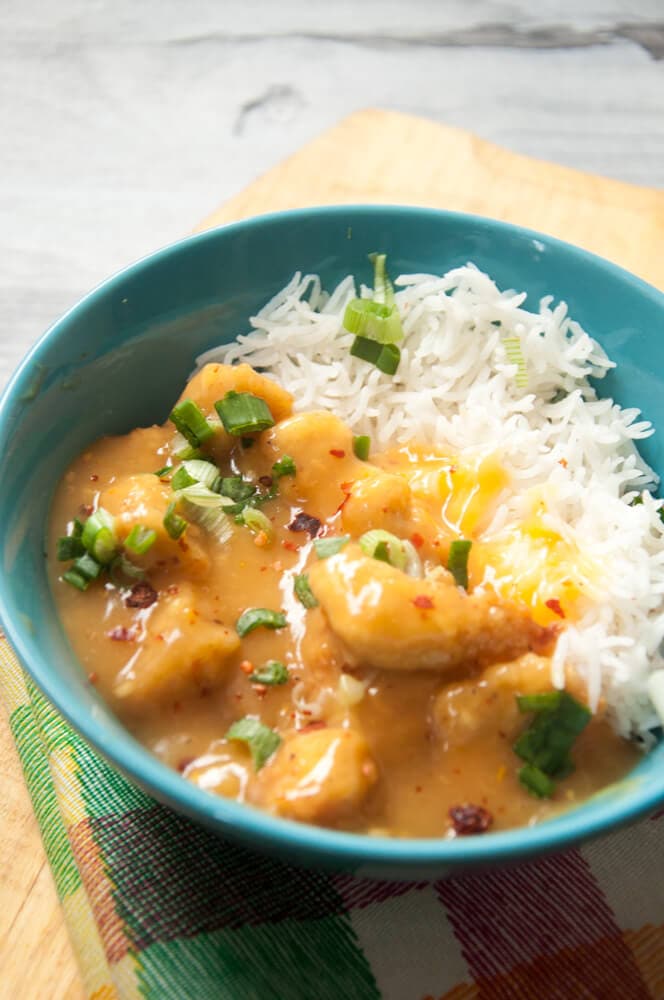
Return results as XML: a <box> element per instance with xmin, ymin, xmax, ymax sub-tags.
<box><xmin>89</xmin><ymin>473</ymin><xmax>99</xmax><ymax>482</ymax></box>
<box><xmin>335</xmin><ymin>481</ymin><xmax>354</xmax><ymax>515</ymax></box>
<box><xmin>329</xmin><ymin>449</ymin><xmax>345</xmax><ymax>458</ymax></box>
<box><xmin>297</xmin><ymin>720</ymin><xmax>326</xmax><ymax>733</ymax></box>
<box><xmin>125</xmin><ymin>581</ymin><xmax>158</xmax><ymax>609</ymax></box>
<box><xmin>178</xmin><ymin>538</ymin><xmax>189</xmax><ymax>552</ymax></box>
<box><xmin>288</xmin><ymin>511</ymin><xmax>322</xmax><ymax>536</ymax></box>
<box><xmin>107</xmin><ymin>626</ymin><xmax>136</xmax><ymax>642</ymax></box>
<box><xmin>252</xmin><ymin>683</ymin><xmax>268</xmax><ymax>697</ymax></box>
<box><xmin>449</xmin><ymin>804</ymin><xmax>493</xmax><ymax>835</ymax></box>
<box><xmin>413</xmin><ymin>595</ymin><xmax>434</xmax><ymax>609</ymax></box>
<box><xmin>559</xmin><ymin>458</ymin><xmax>568</xmax><ymax>468</ymax></box>
<box><xmin>87</xmin><ymin>671</ymin><xmax>98</xmax><ymax>685</ymax></box>
<box><xmin>282</xmin><ymin>539</ymin><xmax>298</xmax><ymax>551</ymax></box>
<box><xmin>545</xmin><ymin>598</ymin><xmax>566</xmax><ymax>619</ymax></box>
<box><xmin>411</xmin><ymin>532</ymin><xmax>425</xmax><ymax>549</ymax></box>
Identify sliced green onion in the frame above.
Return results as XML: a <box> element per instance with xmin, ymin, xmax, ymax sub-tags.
<box><xmin>73</xmin><ymin>553</ymin><xmax>103</xmax><ymax>581</ymax></box>
<box><xmin>294</xmin><ymin>573</ymin><xmax>319</xmax><ymax>609</ymax></box>
<box><xmin>236</xmin><ymin>607</ymin><xmax>287</xmax><ymax>638</ymax></box>
<box><xmin>518</xmin><ymin>763</ymin><xmax>555</xmax><ymax>798</ymax></box>
<box><xmin>359</xmin><ymin>529</ymin><xmax>408</xmax><ymax>571</ymax></box>
<box><xmin>57</xmin><ymin>535</ymin><xmax>85</xmax><ymax>561</ymax></box>
<box><xmin>169</xmin><ymin>398</ymin><xmax>215</xmax><ymax>448</ymax></box>
<box><xmin>401</xmin><ymin>539</ymin><xmax>423</xmax><ymax>579</ymax></box>
<box><xmin>110</xmin><ymin>553</ymin><xmax>145</xmax><ymax>584</ymax></box>
<box><xmin>182</xmin><ymin>459</ymin><xmax>222</xmax><ymax>492</ymax></box>
<box><xmin>353</xmin><ymin>435</ymin><xmax>371</xmax><ymax>460</ymax></box>
<box><xmin>503</xmin><ymin>337</ymin><xmax>528</xmax><ymax>388</ymax></box>
<box><xmin>513</xmin><ymin>691</ymin><xmax>591</xmax><ymax>778</ymax></box>
<box><xmin>225</xmin><ymin>717</ymin><xmax>281</xmax><ymax>770</ymax></box>
<box><xmin>369</xmin><ymin>252</ymin><xmax>395</xmax><ymax>307</ymax></box>
<box><xmin>174</xmin><ymin>443</ymin><xmax>204</xmax><ymax>461</ymax></box>
<box><xmin>182</xmin><ymin>502</ymin><xmax>233</xmax><ymax>544</ymax></box>
<box><xmin>248</xmin><ymin>660</ymin><xmax>289</xmax><ymax>686</ymax></box>
<box><xmin>344</xmin><ymin>299</ymin><xmax>403</xmax><ymax>345</ymax></box>
<box><xmin>171</xmin><ymin>466</ymin><xmax>198</xmax><ymax>491</ymax></box>
<box><xmin>124</xmin><ymin>525</ymin><xmax>157</xmax><ymax>556</ymax></box>
<box><xmin>313</xmin><ymin>535</ymin><xmax>351</xmax><ymax>559</ymax></box>
<box><xmin>163</xmin><ymin>501</ymin><xmax>187</xmax><ymax>540</ymax></box>
<box><xmin>447</xmin><ymin>539</ymin><xmax>472</xmax><ymax>589</ymax></box>
<box><xmin>239</xmin><ymin>507</ymin><xmax>274</xmax><ymax>542</ymax></box>
<box><xmin>81</xmin><ymin>508</ymin><xmax>118</xmax><ymax>565</ymax></box>
<box><xmin>175</xmin><ymin>483</ymin><xmax>234</xmax><ymax>509</ymax></box>
<box><xmin>62</xmin><ymin>568</ymin><xmax>89</xmax><ymax>591</ymax></box>
<box><xmin>219</xmin><ymin>476</ymin><xmax>256</xmax><ymax>504</ymax></box>
<box><xmin>215</xmin><ymin>391</ymin><xmax>275</xmax><ymax>436</ymax></box>
<box><xmin>272</xmin><ymin>455</ymin><xmax>296</xmax><ymax>479</ymax></box>
<box><xmin>154</xmin><ymin>465</ymin><xmax>172</xmax><ymax>478</ymax></box>
<box><xmin>71</xmin><ymin>518</ymin><xmax>84</xmax><ymax>538</ymax></box>
<box><xmin>350</xmin><ymin>336</ymin><xmax>401</xmax><ymax>375</ymax></box>
<box><xmin>517</xmin><ymin>691</ymin><xmax>563</xmax><ymax>713</ymax></box>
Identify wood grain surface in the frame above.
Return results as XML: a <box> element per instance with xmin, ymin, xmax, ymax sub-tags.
<box><xmin>1</xmin><ymin>107</ymin><xmax>663</xmax><ymax>998</ymax></box>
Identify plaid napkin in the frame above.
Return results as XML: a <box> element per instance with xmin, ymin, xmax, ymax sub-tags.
<box><xmin>3</xmin><ymin>635</ymin><xmax>664</xmax><ymax>1000</ymax></box>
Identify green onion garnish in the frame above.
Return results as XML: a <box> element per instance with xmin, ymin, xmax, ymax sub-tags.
<box><xmin>57</xmin><ymin>535</ymin><xmax>86</xmax><ymax>561</ymax></box>
<box><xmin>169</xmin><ymin>399</ymin><xmax>215</xmax><ymax>448</ymax></box>
<box><xmin>359</xmin><ymin>529</ymin><xmax>408</xmax><ymax>571</ymax></box>
<box><xmin>171</xmin><ymin>466</ymin><xmax>198</xmax><ymax>491</ymax></box>
<box><xmin>350</xmin><ymin>336</ymin><xmax>401</xmax><ymax>375</ymax></box>
<box><xmin>73</xmin><ymin>553</ymin><xmax>103</xmax><ymax>581</ymax></box>
<box><xmin>248</xmin><ymin>660</ymin><xmax>289</xmax><ymax>686</ymax></box>
<box><xmin>503</xmin><ymin>337</ymin><xmax>528</xmax><ymax>388</ymax></box>
<box><xmin>110</xmin><ymin>553</ymin><xmax>145</xmax><ymax>584</ymax></box>
<box><xmin>239</xmin><ymin>507</ymin><xmax>274</xmax><ymax>542</ymax></box>
<box><xmin>353</xmin><ymin>435</ymin><xmax>371</xmax><ymax>461</ymax></box>
<box><xmin>236</xmin><ymin>607</ymin><xmax>287</xmax><ymax>638</ymax></box>
<box><xmin>344</xmin><ymin>300</ymin><xmax>404</xmax><ymax>345</ymax></box>
<box><xmin>215</xmin><ymin>391</ymin><xmax>275</xmax><ymax>436</ymax></box>
<box><xmin>182</xmin><ymin>459</ymin><xmax>222</xmax><ymax>492</ymax></box>
<box><xmin>225</xmin><ymin>717</ymin><xmax>282</xmax><ymax>770</ymax></box>
<box><xmin>81</xmin><ymin>508</ymin><xmax>118</xmax><ymax>565</ymax></box>
<box><xmin>518</xmin><ymin>763</ymin><xmax>556</xmax><ymax>799</ymax></box>
<box><xmin>62</xmin><ymin>568</ymin><xmax>89</xmax><ymax>591</ymax></box>
<box><xmin>313</xmin><ymin>535</ymin><xmax>351</xmax><ymax>559</ymax></box>
<box><xmin>163</xmin><ymin>501</ymin><xmax>187</xmax><ymax>540</ymax></box>
<box><xmin>516</xmin><ymin>691</ymin><xmax>563</xmax><ymax>713</ymax></box>
<box><xmin>272</xmin><ymin>455</ymin><xmax>296</xmax><ymax>479</ymax></box>
<box><xmin>513</xmin><ymin>690</ymin><xmax>591</xmax><ymax>791</ymax></box>
<box><xmin>447</xmin><ymin>539</ymin><xmax>472</xmax><ymax>589</ymax></box>
<box><xmin>369</xmin><ymin>252</ymin><xmax>394</xmax><ymax>307</ymax></box>
<box><xmin>173</xmin><ymin>443</ymin><xmax>204</xmax><ymax>462</ymax></box>
<box><xmin>124</xmin><ymin>525</ymin><xmax>157</xmax><ymax>556</ymax></box>
<box><xmin>294</xmin><ymin>573</ymin><xmax>319</xmax><ymax>609</ymax></box>
<box><xmin>154</xmin><ymin>465</ymin><xmax>172</xmax><ymax>478</ymax></box>
<box><xmin>219</xmin><ymin>476</ymin><xmax>256</xmax><ymax>504</ymax></box>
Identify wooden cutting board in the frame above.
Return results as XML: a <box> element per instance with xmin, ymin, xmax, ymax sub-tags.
<box><xmin>2</xmin><ymin>107</ymin><xmax>663</xmax><ymax>1000</ymax></box>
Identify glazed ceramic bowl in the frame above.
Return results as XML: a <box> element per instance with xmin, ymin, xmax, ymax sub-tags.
<box><xmin>1</xmin><ymin>206</ymin><xmax>663</xmax><ymax>879</ymax></box>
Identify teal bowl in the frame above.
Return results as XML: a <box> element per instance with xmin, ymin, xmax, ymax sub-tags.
<box><xmin>1</xmin><ymin>205</ymin><xmax>664</xmax><ymax>880</ymax></box>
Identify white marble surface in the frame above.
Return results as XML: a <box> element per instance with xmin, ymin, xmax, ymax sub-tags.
<box><xmin>2</xmin><ymin>0</ymin><xmax>663</xmax><ymax>389</ymax></box>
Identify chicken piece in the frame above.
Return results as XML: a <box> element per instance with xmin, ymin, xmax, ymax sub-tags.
<box><xmin>113</xmin><ymin>584</ymin><xmax>240</xmax><ymax>703</ymax></box>
<box><xmin>256</xmin><ymin>726</ymin><xmax>378</xmax><ymax>824</ymax></box>
<box><xmin>431</xmin><ymin>652</ymin><xmax>588</xmax><ymax>749</ymax></box>
<box><xmin>340</xmin><ymin>468</ymin><xmax>412</xmax><ymax>536</ymax></box>
<box><xmin>99</xmin><ymin>474</ymin><xmax>210</xmax><ymax>576</ymax></box>
<box><xmin>308</xmin><ymin>545</ymin><xmax>556</xmax><ymax>673</ymax></box>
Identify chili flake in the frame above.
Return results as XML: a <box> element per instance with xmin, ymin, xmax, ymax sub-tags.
<box><xmin>410</xmin><ymin>532</ymin><xmax>424</xmax><ymax>549</ymax></box>
<box><xmin>545</xmin><ymin>598</ymin><xmax>565</xmax><ymax>619</ymax></box>
<box><xmin>329</xmin><ymin>449</ymin><xmax>345</xmax><ymax>458</ymax></box>
<box><xmin>412</xmin><ymin>595</ymin><xmax>434</xmax><ymax>610</ymax></box>
<box><xmin>125</xmin><ymin>581</ymin><xmax>158</xmax><ymax>609</ymax></box>
<box><xmin>449</xmin><ymin>803</ymin><xmax>493</xmax><ymax>835</ymax></box>
<box><xmin>288</xmin><ymin>512</ymin><xmax>322</xmax><ymax>536</ymax></box>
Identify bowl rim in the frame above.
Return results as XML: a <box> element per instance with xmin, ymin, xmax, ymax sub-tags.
<box><xmin>2</xmin><ymin>202</ymin><xmax>664</xmax><ymax>871</ymax></box>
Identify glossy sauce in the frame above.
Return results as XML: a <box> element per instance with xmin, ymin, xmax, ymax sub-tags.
<box><xmin>48</xmin><ymin>364</ymin><xmax>638</xmax><ymax>837</ymax></box>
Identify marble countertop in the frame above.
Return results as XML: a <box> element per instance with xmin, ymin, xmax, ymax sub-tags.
<box><xmin>2</xmin><ymin>0</ymin><xmax>663</xmax><ymax>388</ymax></box>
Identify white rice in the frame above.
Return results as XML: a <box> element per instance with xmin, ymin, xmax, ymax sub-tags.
<box><xmin>197</xmin><ymin>264</ymin><xmax>664</xmax><ymax>745</ymax></box>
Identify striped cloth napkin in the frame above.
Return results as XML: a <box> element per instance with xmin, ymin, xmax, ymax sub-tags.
<box><xmin>3</xmin><ymin>634</ymin><xmax>664</xmax><ymax>1000</ymax></box>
